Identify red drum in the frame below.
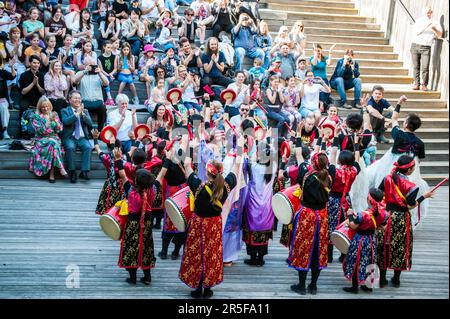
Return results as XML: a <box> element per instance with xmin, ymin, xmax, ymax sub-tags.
<box><xmin>99</xmin><ymin>206</ymin><xmax>127</xmax><ymax>240</ymax></box>
<box><xmin>271</xmin><ymin>185</ymin><xmax>302</xmax><ymax>225</ymax></box>
<box><xmin>164</xmin><ymin>186</ymin><xmax>193</xmax><ymax>232</ymax></box>
<box><xmin>331</xmin><ymin>220</ymin><xmax>357</xmax><ymax>254</ymax></box>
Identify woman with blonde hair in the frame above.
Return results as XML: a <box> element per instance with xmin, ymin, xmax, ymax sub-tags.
<box><xmin>29</xmin><ymin>96</ymin><xmax>68</xmax><ymax>183</ymax></box>
<box><xmin>289</xmin><ymin>20</ymin><xmax>307</xmax><ymax>56</ymax></box>
<box><xmin>254</xmin><ymin>20</ymin><xmax>273</xmax><ymax>69</ymax></box>
<box><xmin>44</xmin><ymin>60</ymin><xmax>69</xmax><ymax>116</ymax></box>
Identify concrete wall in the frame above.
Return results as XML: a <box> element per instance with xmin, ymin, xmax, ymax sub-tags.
<box><xmin>354</xmin><ymin>0</ymin><xmax>449</xmax><ymax>103</ymax></box>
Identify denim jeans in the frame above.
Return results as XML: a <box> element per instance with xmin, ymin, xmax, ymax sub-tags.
<box><xmin>235</xmin><ymin>47</ymin><xmax>265</xmax><ymax>71</ymax></box>
<box><xmin>410</xmin><ymin>42</ymin><xmax>431</xmax><ymax>86</ymax></box>
<box><xmin>330</xmin><ymin>77</ymin><xmax>362</xmax><ymax>104</ymax></box>
<box><xmin>63</xmin><ymin>137</ymin><xmax>91</xmax><ymax>172</ymax></box>
<box><xmin>267</xmin><ymin>109</ymin><xmax>289</xmax><ymax>136</ymax></box>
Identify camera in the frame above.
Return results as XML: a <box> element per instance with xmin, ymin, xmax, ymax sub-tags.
<box><xmin>88</xmin><ymin>66</ymin><xmax>98</xmax><ymax>75</ymax></box>
<box><xmin>348</xmin><ymin>58</ymin><xmax>353</xmax><ymax>64</ymax></box>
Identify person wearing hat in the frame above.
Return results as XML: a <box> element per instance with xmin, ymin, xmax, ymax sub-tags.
<box><xmin>232</xmin><ymin>12</ymin><xmax>264</xmax><ymax>71</ymax></box>
<box><xmin>106</xmin><ymin>94</ymin><xmax>138</xmax><ymax>153</ymax></box>
<box><xmin>139</xmin><ymin>44</ymin><xmax>160</xmax><ymax>104</ymax></box>
<box><xmin>161</xmin><ymin>42</ymin><xmax>179</xmax><ymax>78</ymax></box>
<box><xmin>155</xmin><ymin>17</ymin><xmax>177</xmax><ymax>50</ymax></box>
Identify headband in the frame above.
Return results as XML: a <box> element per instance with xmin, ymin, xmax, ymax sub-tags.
<box><xmin>207</xmin><ymin>163</ymin><xmax>223</xmax><ymax>177</ymax></box>
<box><xmin>311</xmin><ymin>152</ymin><xmax>329</xmax><ymax>171</ymax></box>
<box><xmin>393</xmin><ymin>160</ymin><xmax>415</xmax><ymax>170</ymax></box>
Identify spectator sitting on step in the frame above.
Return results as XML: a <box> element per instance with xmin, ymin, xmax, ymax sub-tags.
<box><xmin>282</xmin><ymin>76</ymin><xmax>302</xmax><ymax>128</ymax></box>
<box><xmin>300</xmin><ymin>114</ymin><xmax>319</xmax><ymax>150</ymax></box>
<box><xmin>248</xmin><ymin>57</ymin><xmax>265</xmax><ymax>82</ymax></box>
<box><xmin>4</xmin><ymin>28</ymin><xmax>26</xmax><ymax>96</ymax></box>
<box><xmin>178</xmin><ymin>37</ymin><xmax>203</xmax><ymax>75</ymax></box>
<box><xmin>229</xmin><ymin>102</ymin><xmax>250</xmax><ymax>129</ymax></box>
<box><xmin>0</xmin><ymin>56</ymin><xmax>16</xmax><ymax>140</ymax></box>
<box><xmin>263</xmin><ymin>75</ymin><xmax>290</xmax><ymax>137</ymax></box>
<box><xmin>191</xmin><ymin>0</ymin><xmax>214</xmax><ymax>36</ymax></box>
<box><xmin>160</xmin><ymin>43</ymin><xmax>180</xmax><ymax>79</ymax></box>
<box><xmin>289</xmin><ymin>20</ymin><xmax>307</xmax><ymax>57</ymax></box>
<box><xmin>210</xmin><ymin>0</ymin><xmax>234</xmax><ymax>39</ymax></box>
<box><xmin>366</xmin><ymin>85</ymin><xmax>408</xmax><ymax>144</ymax></box>
<box><xmin>201</xmin><ymin>36</ymin><xmax>234</xmax><ymax>90</ymax></box>
<box><xmin>112</xmin><ymin>0</ymin><xmax>130</xmax><ymax>23</ymax></box>
<box><xmin>154</xmin><ymin>17</ymin><xmax>177</xmax><ymax>50</ymax></box>
<box><xmin>232</xmin><ymin>12</ymin><xmax>264</xmax><ymax>71</ymax></box>
<box><xmin>24</xmin><ymin>33</ymin><xmax>46</xmax><ymax>68</ymax></box>
<box><xmin>61</xmin><ymin>90</ymin><xmax>93</xmax><ymax>184</ymax></box>
<box><xmin>254</xmin><ymin>20</ymin><xmax>272</xmax><ymax>70</ymax></box>
<box><xmin>106</xmin><ymin>93</ymin><xmax>138</xmax><ymax>153</ymax></box>
<box><xmin>139</xmin><ymin>44</ymin><xmax>159</xmax><ymax>105</ymax></box>
<box><xmin>22</xmin><ymin>7</ymin><xmax>45</xmax><ymax>43</ymax></box>
<box><xmin>121</xmin><ymin>8</ymin><xmax>146</xmax><ymax>57</ymax></box>
<box><xmin>272</xmin><ymin>26</ymin><xmax>292</xmax><ymax>50</ymax></box>
<box><xmin>300</xmin><ymin>70</ymin><xmax>331</xmax><ymax>124</ymax></box>
<box><xmin>146</xmin><ymin>103</ymin><xmax>168</xmax><ymax>133</ymax></box>
<box><xmin>98</xmin><ymin>10</ymin><xmax>121</xmax><ymax>49</ymax></box>
<box><xmin>115</xmin><ymin>42</ymin><xmax>139</xmax><ymax>106</ymax></box>
<box><xmin>294</xmin><ymin>57</ymin><xmax>307</xmax><ymax>81</ymax></box>
<box><xmin>178</xmin><ymin>8</ymin><xmax>202</xmax><ymax>45</ymax></box>
<box><xmin>19</xmin><ymin>54</ymin><xmax>45</xmax><ymax>119</ymax></box>
<box><xmin>43</xmin><ymin>5</ymin><xmax>66</xmax><ymax>49</ymax></box>
<box><xmin>272</xmin><ymin>43</ymin><xmax>300</xmax><ymax>81</ymax></box>
<box><xmin>71</xmin><ymin>55</ymin><xmax>109</xmax><ymax>131</ymax></box>
<box><xmin>330</xmin><ymin>49</ymin><xmax>362</xmax><ymax>110</ymax></box>
<box><xmin>148</xmin><ymin>77</ymin><xmax>171</xmax><ymax>112</ymax></box>
<box><xmin>0</xmin><ymin>2</ymin><xmax>20</xmax><ymax>34</ymax></box>
<box><xmin>58</xmin><ymin>34</ymin><xmax>78</xmax><ymax>83</ymax></box>
<box><xmin>41</xmin><ymin>35</ymin><xmax>59</xmax><ymax>74</ymax></box>
<box><xmin>75</xmin><ymin>40</ymin><xmax>98</xmax><ymax>71</ymax></box>
<box><xmin>44</xmin><ymin>59</ymin><xmax>69</xmax><ymax>117</ymax></box>
<box><xmin>140</xmin><ymin>0</ymin><xmax>164</xmax><ymax>33</ymax></box>
<box><xmin>71</xmin><ymin>8</ymin><xmax>97</xmax><ymax>49</ymax></box>
<box><xmin>226</xmin><ymin>71</ymin><xmax>250</xmax><ymax>117</ymax></box>
<box><xmin>176</xmin><ymin>65</ymin><xmax>201</xmax><ymax>113</ymax></box>
<box><xmin>29</xmin><ymin>96</ymin><xmax>68</xmax><ymax>183</ymax></box>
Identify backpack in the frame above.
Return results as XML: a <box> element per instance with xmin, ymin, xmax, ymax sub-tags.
<box><xmin>20</xmin><ymin>109</ymin><xmax>36</xmax><ymax>140</ymax></box>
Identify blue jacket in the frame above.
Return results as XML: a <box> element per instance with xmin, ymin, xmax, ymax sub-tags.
<box><xmin>330</xmin><ymin>58</ymin><xmax>360</xmax><ymax>82</ymax></box>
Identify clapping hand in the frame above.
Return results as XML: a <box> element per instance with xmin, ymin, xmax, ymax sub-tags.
<box><xmin>113</xmin><ymin>147</ymin><xmax>123</xmax><ymax>160</ymax></box>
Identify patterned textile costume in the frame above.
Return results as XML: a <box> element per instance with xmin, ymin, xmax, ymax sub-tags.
<box><xmin>288</xmin><ymin>160</ymin><xmax>335</xmax><ymax>271</ymax></box>
<box><xmin>279</xmin><ymin>165</ymin><xmax>300</xmax><ymax>248</ymax></box>
<box><xmin>29</xmin><ymin>113</ymin><xmax>65</xmax><ymax>176</ymax></box>
<box><xmin>366</xmin><ymin>125</ymin><xmax>428</xmax><ymax>227</ymax></box>
<box><xmin>95</xmin><ymin>152</ymin><xmax>125</xmax><ymax>215</ymax></box>
<box><xmin>179</xmin><ymin>172</ymin><xmax>237</xmax><ymax>289</ymax></box>
<box><xmin>118</xmin><ymin>184</ymin><xmax>158</xmax><ymax>270</ymax></box>
<box><xmin>243</xmin><ymin>162</ymin><xmax>277</xmax><ymax>263</ymax></box>
<box><xmin>144</xmin><ymin>156</ymin><xmax>165</xmax><ymax>224</ymax></box>
<box><xmin>378</xmin><ymin>167</ymin><xmax>420</xmax><ymax>272</ymax></box>
<box><xmin>327</xmin><ymin>162</ymin><xmax>360</xmax><ymax>249</ymax></box>
<box><xmin>343</xmin><ymin>205</ymin><xmax>388</xmax><ymax>284</ymax></box>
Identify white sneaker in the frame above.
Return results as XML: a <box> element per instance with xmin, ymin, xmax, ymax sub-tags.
<box><xmin>133</xmin><ymin>97</ymin><xmax>140</xmax><ymax>105</ymax></box>
<box><xmin>3</xmin><ymin>131</ymin><xmax>11</xmax><ymax>139</ymax></box>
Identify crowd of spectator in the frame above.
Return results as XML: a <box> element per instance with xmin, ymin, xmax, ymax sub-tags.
<box><xmin>0</xmin><ymin>0</ymin><xmax>441</xmax><ymax>183</ymax></box>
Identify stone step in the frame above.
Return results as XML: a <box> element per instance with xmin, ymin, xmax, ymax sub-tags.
<box><xmin>265</xmin><ymin>19</ymin><xmax>381</xmax><ymax>31</ymax></box>
<box><xmin>304</xmin><ymin>49</ymin><xmax>399</xmax><ymax>60</ymax></box>
<box><xmin>420</xmin><ymin>174</ymin><xmax>449</xmax><ymax>186</ymax></box>
<box><xmin>263</xmin><ymin>0</ymin><xmax>355</xmax><ymax>9</ymax></box>
<box><xmin>418</xmin><ymin>162</ymin><xmax>450</xmax><ymax>175</ymax></box>
<box><xmin>306</xmin><ymin>34</ymin><xmax>388</xmax><ymax>45</ymax></box>
<box><xmin>306</xmin><ymin>41</ymin><xmax>394</xmax><ymax>52</ymax></box>
<box><xmin>282</xmin><ymin>26</ymin><xmax>385</xmax><ymax>38</ymax></box>
<box><xmin>267</xmin><ymin>3</ymin><xmax>359</xmax><ymax>15</ymax></box>
<box><xmin>260</xmin><ymin>9</ymin><xmax>376</xmax><ymax>23</ymax></box>
<box><xmin>333</xmin><ymin>87</ymin><xmax>441</xmax><ymax>99</ymax></box>
<box><xmin>385</xmin><ymin>128</ymin><xmax>448</xmax><ymax>140</ymax></box>
<box><xmin>377</xmin><ymin>139</ymin><xmax>449</xmax><ymax>151</ymax></box>
<box><xmin>377</xmin><ymin>149</ymin><xmax>449</xmax><ymax>162</ymax></box>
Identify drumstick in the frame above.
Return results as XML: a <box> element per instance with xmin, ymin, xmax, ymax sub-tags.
<box><xmin>255</xmin><ymin>101</ymin><xmax>268</xmax><ymax>114</ymax></box>
<box><xmin>430</xmin><ymin>178</ymin><xmax>448</xmax><ymax>193</ymax></box>
<box><xmin>203</xmin><ymin>85</ymin><xmax>215</xmax><ymax>96</ymax></box>
<box><xmin>284</xmin><ymin>122</ymin><xmax>295</xmax><ymax>136</ymax></box>
<box><xmin>225</xmin><ymin>119</ymin><xmax>238</xmax><ymax>135</ymax></box>
<box><xmin>187</xmin><ymin>123</ymin><xmax>193</xmax><ymax>141</ymax></box>
<box><xmin>165</xmin><ymin>136</ymin><xmax>182</xmax><ymax>151</ymax></box>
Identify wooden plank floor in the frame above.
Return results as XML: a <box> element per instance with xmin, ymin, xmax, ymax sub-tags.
<box><xmin>0</xmin><ymin>179</ymin><xmax>448</xmax><ymax>299</ymax></box>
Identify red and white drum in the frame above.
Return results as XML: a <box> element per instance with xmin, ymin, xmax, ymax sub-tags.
<box><xmin>331</xmin><ymin>220</ymin><xmax>357</xmax><ymax>254</ymax></box>
<box><xmin>164</xmin><ymin>186</ymin><xmax>193</xmax><ymax>232</ymax></box>
<box><xmin>99</xmin><ymin>206</ymin><xmax>127</xmax><ymax>240</ymax></box>
<box><xmin>271</xmin><ymin>185</ymin><xmax>302</xmax><ymax>225</ymax></box>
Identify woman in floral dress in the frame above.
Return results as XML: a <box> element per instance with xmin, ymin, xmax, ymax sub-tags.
<box><xmin>29</xmin><ymin>96</ymin><xmax>68</xmax><ymax>183</ymax></box>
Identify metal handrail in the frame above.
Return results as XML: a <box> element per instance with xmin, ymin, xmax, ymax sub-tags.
<box><xmin>397</xmin><ymin>0</ymin><xmax>416</xmax><ymax>24</ymax></box>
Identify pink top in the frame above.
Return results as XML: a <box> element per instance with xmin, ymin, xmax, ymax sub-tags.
<box><xmin>44</xmin><ymin>73</ymin><xmax>69</xmax><ymax>100</ymax></box>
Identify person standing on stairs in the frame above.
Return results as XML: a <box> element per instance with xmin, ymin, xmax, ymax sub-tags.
<box><xmin>410</xmin><ymin>6</ymin><xmax>443</xmax><ymax>91</ymax></box>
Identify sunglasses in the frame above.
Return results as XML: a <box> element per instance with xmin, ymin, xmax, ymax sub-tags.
<box><xmin>240</xmin><ymin>108</ymin><xmax>249</xmax><ymax>112</ymax></box>
<box><xmin>186</xmin><ymin>13</ymin><xmax>194</xmax><ymax>16</ymax></box>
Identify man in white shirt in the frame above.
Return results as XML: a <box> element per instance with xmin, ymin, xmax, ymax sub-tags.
<box><xmin>410</xmin><ymin>6</ymin><xmax>443</xmax><ymax>91</ymax></box>
<box><xmin>141</xmin><ymin>0</ymin><xmax>164</xmax><ymax>27</ymax></box>
<box><xmin>106</xmin><ymin>94</ymin><xmax>138</xmax><ymax>152</ymax></box>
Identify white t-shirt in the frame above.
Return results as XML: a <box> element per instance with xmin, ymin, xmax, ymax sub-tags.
<box><xmin>412</xmin><ymin>16</ymin><xmax>442</xmax><ymax>46</ymax></box>
<box><xmin>107</xmin><ymin>109</ymin><xmax>133</xmax><ymax>142</ymax></box>
<box><xmin>300</xmin><ymin>84</ymin><xmax>326</xmax><ymax>111</ymax></box>
<box><xmin>0</xmin><ymin>15</ymin><xmax>16</xmax><ymax>33</ymax></box>
<box><xmin>227</xmin><ymin>83</ymin><xmax>249</xmax><ymax>109</ymax></box>
<box><xmin>141</xmin><ymin>0</ymin><xmax>162</xmax><ymax>20</ymax></box>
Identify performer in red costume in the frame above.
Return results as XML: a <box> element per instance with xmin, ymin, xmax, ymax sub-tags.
<box><xmin>377</xmin><ymin>155</ymin><xmax>435</xmax><ymax>288</ymax></box>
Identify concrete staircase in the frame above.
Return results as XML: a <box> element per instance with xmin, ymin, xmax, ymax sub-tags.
<box><xmin>1</xmin><ymin>0</ymin><xmax>448</xmax><ymax>185</ymax></box>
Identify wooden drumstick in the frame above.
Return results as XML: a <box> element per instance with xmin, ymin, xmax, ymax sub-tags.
<box><xmin>430</xmin><ymin>178</ymin><xmax>449</xmax><ymax>193</ymax></box>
